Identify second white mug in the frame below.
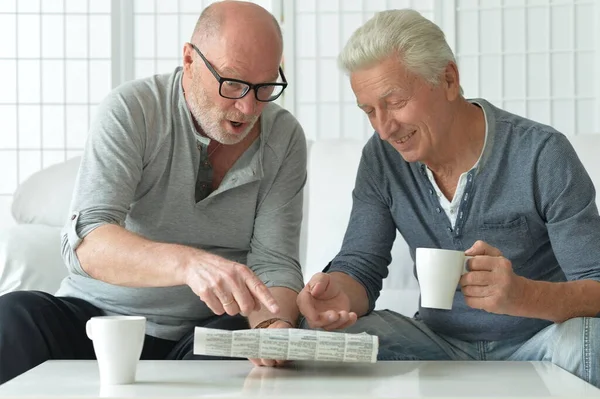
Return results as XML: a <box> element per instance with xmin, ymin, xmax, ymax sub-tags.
<box><xmin>86</xmin><ymin>315</ymin><xmax>146</xmax><ymax>385</ymax></box>
<box><xmin>416</xmin><ymin>248</ymin><xmax>471</xmax><ymax>310</ymax></box>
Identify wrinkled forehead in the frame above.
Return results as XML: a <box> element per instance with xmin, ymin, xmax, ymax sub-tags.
<box><xmin>350</xmin><ymin>60</ymin><xmax>417</xmax><ymax>101</ymax></box>
<box><xmin>206</xmin><ymin>36</ymin><xmax>282</xmax><ymax>82</ymax></box>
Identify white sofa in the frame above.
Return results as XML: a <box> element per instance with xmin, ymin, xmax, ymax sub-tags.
<box><xmin>1</xmin><ymin>136</ymin><xmax>600</xmax><ymax>317</ymax></box>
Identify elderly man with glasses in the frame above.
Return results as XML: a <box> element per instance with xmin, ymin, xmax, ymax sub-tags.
<box><xmin>0</xmin><ymin>0</ymin><xmax>306</xmax><ymax>384</ymax></box>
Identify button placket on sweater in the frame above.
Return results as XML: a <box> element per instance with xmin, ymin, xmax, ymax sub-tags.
<box><xmin>420</xmin><ymin>164</ymin><xmax>454</xmax><ymax>232</ymax></box>
<box><xmin>195</xmin><ymin>141</ymin><xmax>213</xmax><ymax>202</ymax></box>
<box><xmin>452</xmin><ymin>171</ymin><xmax>475</xmax><ymax>239</ymax></box>
<box><xmin>420</xmin><ymin>165</ymin><xmax>476</xmax><ymax>241</ymax></box>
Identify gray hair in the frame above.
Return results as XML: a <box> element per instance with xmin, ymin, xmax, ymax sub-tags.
<box><xmin>338</xmin><ymin>9</ymin><xmax>457</xmax><ymax>87</ymax></box>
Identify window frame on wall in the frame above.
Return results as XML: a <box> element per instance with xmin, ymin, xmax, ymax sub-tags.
<box><xmin>0</xmin><ymin>0</ymin><xmax>113</xmax><ymax>198</ymax></box>
<box><xmin>452</xmin><ymin>0</ymin><xmax>598</xmax><ymax>136</ymax></box>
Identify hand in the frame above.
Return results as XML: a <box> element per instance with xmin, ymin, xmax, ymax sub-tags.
<box><xmin>460</xmin><ymin>240</ymin><xmax>527</xmax><ymax>315</ymax></box>
<box><xmin>184</xmin><ymin>251</ymin><xmax>279</xmax><ymax>317</ymax></box>
<box><xmin>296</xmin><ymin>272</ymin><xmax>357</xmax><ymax>331</ymax></box>
<box><xmin>249</xmin><ymin>319</ymin><xmax>294</xmax><ymax>367</ymax></box>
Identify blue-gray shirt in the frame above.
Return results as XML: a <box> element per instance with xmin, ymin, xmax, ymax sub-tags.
<box><xmin>328</xmin><ymin>99</ymin><xmax>600</xmax><ymax>341</ymax></box>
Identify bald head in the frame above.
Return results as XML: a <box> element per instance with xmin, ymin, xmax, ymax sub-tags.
<box><xmin>181</xmin><ymin>0</ymin><xmax>285</xmax><ymax>136</ymax></box>
<box><xmin>191</xmin><ymin>1</ymin><xmax>283</xmax><ymax>54</ymax></box>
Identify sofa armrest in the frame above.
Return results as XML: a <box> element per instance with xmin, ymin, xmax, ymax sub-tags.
<box><xmin>11</xmin><ymin>156</ymin><xmax>81</xmax><ymax>227</ymax></box>
<box><xmin>0</xmin><ymin>224</ymin><xmax>68</xmax><ymax>295</ymax></box>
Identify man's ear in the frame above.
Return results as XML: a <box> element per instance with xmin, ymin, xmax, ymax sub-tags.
<box><xmin>444</xmin><ymin>62</ymin><xmax>461</xmax><ymax>101</ymax></box>
<box><xmin>182</xmin><ymin>43</ymin><xmax>194</xmax><ymax>74</ymax></box>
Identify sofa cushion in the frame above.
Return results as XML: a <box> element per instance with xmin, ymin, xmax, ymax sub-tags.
<box><xmin>303</xmin><ymin>139</ymin><xmax>420</xmax><ymax>316</ymax></box>
<box><xmin>0</xmin><ymin>224</ymin><xmax>67</xmax><ymax>295</ymax></box>
<box><xmin>11</xmin><ymin>156</ymin><xmax>81</xmax><ymax>227</ymax></box>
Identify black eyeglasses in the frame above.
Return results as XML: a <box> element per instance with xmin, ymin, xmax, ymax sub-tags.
<box><xmin>190</xmin><ymin>43</ymin><xmax>287</xmax><ymax>102</ymax></box>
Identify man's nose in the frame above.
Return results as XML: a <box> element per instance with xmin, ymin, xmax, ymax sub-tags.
<box><xmin>375</xmin><ymin>113</ymin><xmax>397</xmax><ymax>141</ymax></box>
<box><xmin>235</xmin><ymin>92</ymin><xmax>257</xmax><ymax>115</ymax></box>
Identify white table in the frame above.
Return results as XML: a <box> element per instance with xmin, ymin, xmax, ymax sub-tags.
<box><xmin>0</xmin><ymin>360</ymin><xmax>598</xmax><ymax>398</ymax></box>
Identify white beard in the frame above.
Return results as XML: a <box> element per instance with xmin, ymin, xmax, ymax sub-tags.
<box><xmin>186</xmin><ymin>78</ymin><xmax>258</xmax><ymax>145</ymax></box>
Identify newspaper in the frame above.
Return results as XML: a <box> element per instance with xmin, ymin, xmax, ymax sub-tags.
<box><xmin>193</xmin><ymin>327</ymin><xmax>378</xmax><ymax>363</ymax></box>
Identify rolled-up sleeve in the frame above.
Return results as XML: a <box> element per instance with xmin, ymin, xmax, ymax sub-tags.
<box><xmin>326</xmin><ymin>146</ymin><xmax>396</xmax><ymax>313</ymax></box>
<box><xmin>536</xmin><ymin>133</ymin><xmax>600</xmax><ymax>282</ymax></box>
<box><xmin>61</xmin><ymin>91</ymin><xmax>145</xmax><ymax>276</ymax></box>
<box><xmin>245</xmin><ymin>120</ymin><xmax>307</xmax><ymax>294</ymax></box>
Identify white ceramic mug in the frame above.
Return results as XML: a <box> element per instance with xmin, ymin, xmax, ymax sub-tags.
<box><xmin>86</xmin><ymin>316</ymin><xmax>146</xmax><ymax>385</ymax></box>
<box><xmin>415</xmin><ymin>248</ymin><xmax>472</xmax><ymax>310</ymax></box>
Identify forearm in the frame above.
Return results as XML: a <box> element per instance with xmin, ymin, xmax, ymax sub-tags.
<box><xmin>329</xmin><ymin>272</ymin><xmax>370</xmax><ymax>317</ymax></box>
<box><xmin>75</xmin><ymin>224</ymin><xmax>196</xmax><ymax>287</ymax></box>
<box><xmin>247</xmin><ymin>286</ymin><xmax>299</xmax><ymax>327</ymax></box>
<box><xmin>518</xmin><ymin>278</ymin><xmax>600</xmax><ymax>322</ymax></box>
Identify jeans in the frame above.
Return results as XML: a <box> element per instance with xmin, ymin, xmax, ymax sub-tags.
<box><xmin>303</xmin><ymin>310</ymin><xmax>600</xmax><ymax>388</ymax></box>
<box><xmin>0</xmin><ymin>291</ymin><xmax>248</xmax><ymax>385</ymax></box>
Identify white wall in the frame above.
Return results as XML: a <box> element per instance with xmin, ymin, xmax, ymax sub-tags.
<box><xmin>1</xmin><ymin>0</ymin><xmax>599</xmax><ymax>229</ymax></box>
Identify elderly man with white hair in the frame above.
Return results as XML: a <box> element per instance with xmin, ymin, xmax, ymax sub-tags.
<box><xmin>298</xmin><ymin>9</ymin><xmax>600</xmax><ymax>387</ymax></box>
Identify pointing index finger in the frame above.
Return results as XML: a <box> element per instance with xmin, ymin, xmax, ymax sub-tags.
<box><xmin>246</xmin><ymin>275</ymin><xmax>279</xmax><ymax>314</ymax></box>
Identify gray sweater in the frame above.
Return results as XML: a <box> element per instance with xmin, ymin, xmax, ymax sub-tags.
<box><xmin>328</xmin><ymin>99</ymin><xmax>600</xmax><ymax>341</ymax></box>
<box><xmin>57</xmin><ymin>68</ymin><xmax>307</xmax><ymax>340</ymax></box>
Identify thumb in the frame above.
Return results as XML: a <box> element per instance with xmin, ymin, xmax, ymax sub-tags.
<box><xmin>307</xmin><ymin>273</ymin><xmax>331</xmax><ymax>298</ymax></box>
<box><xmin>465</xmin><ymin>240</ymin><xmax>503</xmax><ymax>257</ymax></box>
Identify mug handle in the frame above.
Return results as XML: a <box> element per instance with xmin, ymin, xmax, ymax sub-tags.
<box><xmin>462</xmin><ymin>256</ymin><xmax>473</xmax><ymax>274</ymax></box>
<box><xmin>86</xmin><ymin>320</ymin><xmax>93</xmax><ymax>340</ymax></box>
